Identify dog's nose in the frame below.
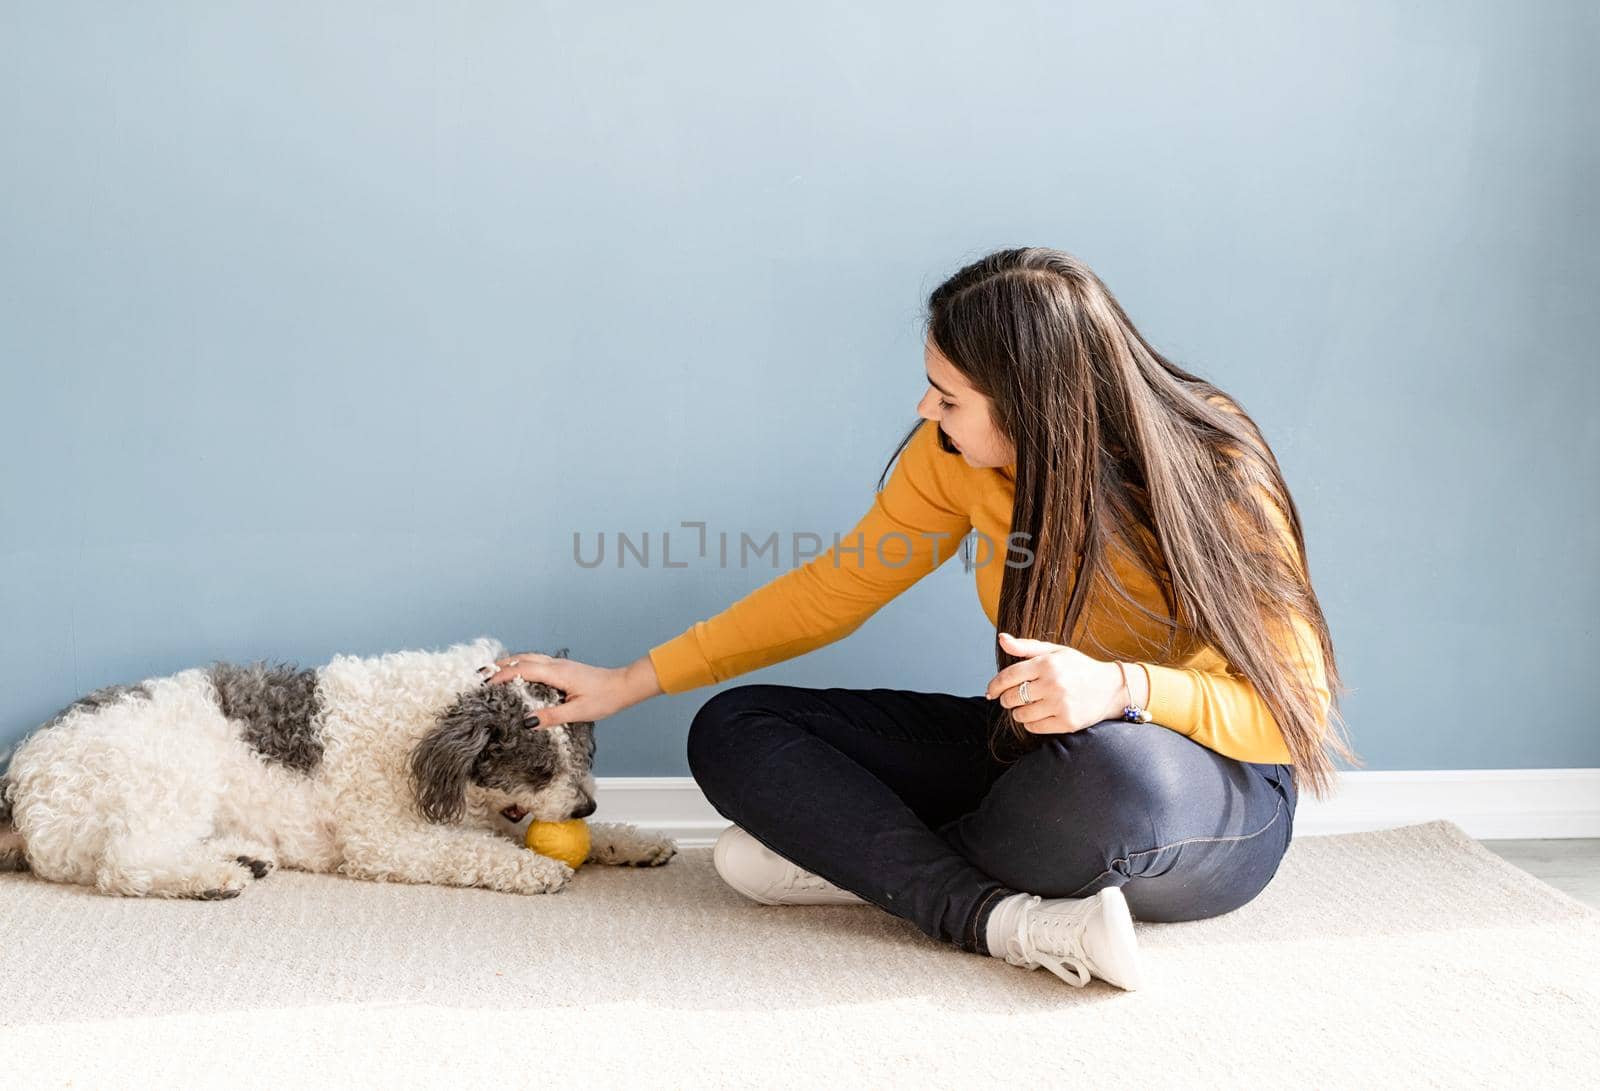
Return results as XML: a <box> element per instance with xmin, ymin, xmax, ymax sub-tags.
<box><xmin>571</xmin><ymin>796</ymin><xmax>597</xmax><ymax>819</ymax></box>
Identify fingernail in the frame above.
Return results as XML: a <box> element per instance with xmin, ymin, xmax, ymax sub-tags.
<box><xmin>524</xmin><ymin>715</ymin><xmax>541</xmax><ymax>727</ymax></box>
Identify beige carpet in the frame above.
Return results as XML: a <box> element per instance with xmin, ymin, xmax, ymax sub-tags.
<box><xmin>2</xmin><ymin>819</ymin><xmax>1596</xmax><ymax>1088</ymax></box>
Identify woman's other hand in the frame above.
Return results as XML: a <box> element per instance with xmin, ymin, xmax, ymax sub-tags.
<box><xmin>478</xmin><ymin>652</ymin><xmax>665</xmax><ymax>728</ymax></box>
<box><xmin>984</xmin><ymin>631</ymin><xmax>1132</xmax><ymax>734</ymax></box>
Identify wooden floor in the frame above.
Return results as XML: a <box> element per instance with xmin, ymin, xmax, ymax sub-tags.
<box><xmin>1479</xmin><ymin>839</ymin><xmax>1600</xmax><ymax>909</ymax></box>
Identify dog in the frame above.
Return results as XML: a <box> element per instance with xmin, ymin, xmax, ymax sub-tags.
<box><xmin>0</xmin><ymin>636</ymin><xmax>675</xmax><ymax>899</ymax></box>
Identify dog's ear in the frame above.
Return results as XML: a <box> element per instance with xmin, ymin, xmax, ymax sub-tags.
<box><xmin>410</xmin><ymin>691</ymin><xmax>506</xmax><ymax>823</ymax></box>
<box><xmin>410</xmin><ymin>686</ymin><xmax>533</xmax><ymax>822</ymax></box>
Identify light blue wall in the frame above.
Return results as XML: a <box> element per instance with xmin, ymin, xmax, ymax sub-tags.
<box><xmin>3</xmin><ymin>2</ymin><xmax>1595</xmax><ymax>774</ymax></box>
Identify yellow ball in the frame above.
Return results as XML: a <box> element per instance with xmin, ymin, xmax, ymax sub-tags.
<box><xmin>524</xmin><ymin>818</ymin><xmax>590</xmax><ymax>869</ymax></box>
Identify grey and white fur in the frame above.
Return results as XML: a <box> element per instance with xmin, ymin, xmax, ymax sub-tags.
<box><xmin>0</xmin><ymin>637</ymin><xmax>674</xmax><ymax>899</ymax></box>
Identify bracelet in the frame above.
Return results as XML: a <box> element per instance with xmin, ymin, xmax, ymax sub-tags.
<box><xmin>1116</xmin><ymin>661</ymin><xmax>1153</xmax><ymax>723</ymax></box>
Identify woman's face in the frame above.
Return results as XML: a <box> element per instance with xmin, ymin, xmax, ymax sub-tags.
<box><xmin>917</xmin><ymin>340</ymin><xmax>1015</xmax><ymax>471</ymax></box>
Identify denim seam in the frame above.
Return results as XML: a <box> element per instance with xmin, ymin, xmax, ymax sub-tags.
<box><xmin>968</xmin><ymin>884</ymin><xmax>1013</xmax><ymax>954</ymax></box>
<box><xmin>1061</xmin><ymin>794</ymin><xmax>1286</xmax><ymax>901</ymax></box>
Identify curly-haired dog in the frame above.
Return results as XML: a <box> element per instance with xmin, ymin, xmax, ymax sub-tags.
<box><xmin>0</xmin><ymin>637</ymin><xmax>675</xmax><ymax>899</ymax></box>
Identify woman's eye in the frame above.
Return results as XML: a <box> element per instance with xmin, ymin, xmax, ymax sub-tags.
<box><xmin>938</xmin><ymin>398</ymin><xmax>954</xmax><ymax>411</ymax></box>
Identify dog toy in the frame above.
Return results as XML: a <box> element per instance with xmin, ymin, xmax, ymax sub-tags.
<box><xmin>525</xmin><ymin>818</ymin><xmax>591</xmax><ymax>869</ymax></box>
<box><xmin>499</xmin><ymin>806</ymin><xmax>590</xmax><ymax>869</ymax></box>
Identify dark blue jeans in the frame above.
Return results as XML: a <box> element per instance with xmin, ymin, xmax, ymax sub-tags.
<box><xmin>686</xmin><ymin>684</ymin><xmax>1297</xmax><ymax>955</ymax></box>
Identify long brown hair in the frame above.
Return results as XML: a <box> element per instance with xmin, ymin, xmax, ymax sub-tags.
<box><xmin>878</xmin><ymin>247</ymin><xmax>1359</xmax><ymax>800</ymax></box>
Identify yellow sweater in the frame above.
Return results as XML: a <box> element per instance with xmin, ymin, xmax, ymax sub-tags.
<box><xmin>648</xmin><ymin>419</ymin><xmax>1330</xmax><ymax>765</ymax></box>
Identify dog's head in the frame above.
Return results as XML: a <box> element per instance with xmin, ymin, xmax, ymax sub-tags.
<box><xmin>408</xmin><ymin>680</ymin><xmax>597</xmax><ymax>826</ymax></box>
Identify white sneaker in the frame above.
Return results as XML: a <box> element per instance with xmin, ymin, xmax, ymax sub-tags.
<box><xmin>1001</xmin><ymin>887</ymin><xmax>1145</xmax><ymax>991</ymax></box>
<box><xmin>711</xmin><ymin>825</ymin><xmax>867</xmax><ymax>906</ymax></box>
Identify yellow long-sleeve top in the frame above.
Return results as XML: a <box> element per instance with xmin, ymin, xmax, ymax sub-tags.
<box><xmin>648</xmin><ymin>418</ymin><xmax>1330</xmax><ymax>765</ymax></box>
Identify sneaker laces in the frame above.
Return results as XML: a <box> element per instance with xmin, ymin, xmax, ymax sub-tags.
<box><xmin>1011</xmin><ymin>894</ymin><xmax>1093</xmax><ymax>988</ymax></box>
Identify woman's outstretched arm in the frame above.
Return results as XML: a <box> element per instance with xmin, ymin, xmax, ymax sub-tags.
<box><xmin>648</xmin><ymin>420</ymin><xmax>973</xmax><ymax>694</ymax></box>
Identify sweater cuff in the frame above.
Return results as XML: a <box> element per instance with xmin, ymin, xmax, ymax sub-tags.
<box><xmin>1138</xmin><ymin>662</ymin><xmax>1200</xmax><ymax>738</ymax></box>
<box><xmin>648</xmin><ymin>629</ymin><xmax>717</xmax><ymax>695</ymax></box>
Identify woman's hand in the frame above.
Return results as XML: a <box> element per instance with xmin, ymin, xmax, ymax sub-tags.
<box><xmin>478</xmin><ymin>652</ymin><xmax>664</xmax><ymax>729</ymax></box>
<box><xmin>984</xmin><ymin>632</ymin><xmax>1132</xmax><ymax>734</ymax></box>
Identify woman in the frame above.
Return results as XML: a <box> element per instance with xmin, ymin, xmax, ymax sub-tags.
<box><xmin>482</xmin><ymin>246</ymin><xmax>1360</xmax><ymax>991</ymax></box>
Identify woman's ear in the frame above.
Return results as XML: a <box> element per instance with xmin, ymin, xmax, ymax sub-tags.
<box><xmin>409</xmin><ymin>696</ymin><xmax>497</xmax><ymax>824</ymax></box>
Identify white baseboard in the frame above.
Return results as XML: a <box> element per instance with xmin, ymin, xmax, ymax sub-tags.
<box><xmin>594</xmin><ymin>769</ymin><xmax>1600</xmax><ymax>847</ymax></box>
<box><xmin>1279</xmin><ymin>769</ymin><xmax>1600</xmax><ymax>840</ymax></box>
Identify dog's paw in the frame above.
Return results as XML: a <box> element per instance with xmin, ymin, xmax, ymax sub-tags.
<box><xmin>206</xmin><ymin>838</ymin><xmax>279</xmax><ymax>880</ymax></box>
<box><xmin>621</xmin><ymin>835</ymin><xmax>677</xmax><ymax>867</ymax></box>
<box><xmin>183</xmin><ymin>857</ymin><xmax>256</xmax><ymax>900</ymax></box>
<box><xmin>196</xmin><ymin>884</ymin><xmax>245</xmax><ymax>900</ymax></box>
<box><xmin>235</xmin><ymin>854</ymin><xmax>276</xmax><ymax>880</ymax></box>
<box><xmin>503</xmin><ymin>853</ymin><xmax>575</xmax><ymax>895</ymax></box>
<box><xmin>585</xmin><ymin>821</ymin><xmax>678</xmax><ymax>867</ymax></box>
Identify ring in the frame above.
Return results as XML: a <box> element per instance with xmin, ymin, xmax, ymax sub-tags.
<box><xmin>1018</xmin><ymin>680</ymin><xmax>1031</xmax><ymax>704</ymax></box>
<box><xmin>505</xmin><ymin>659</ymin><xmax>519</xmax><ymax>668</ymax></box>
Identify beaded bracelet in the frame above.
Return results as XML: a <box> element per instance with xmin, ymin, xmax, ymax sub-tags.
<box><xmin>1116</xmin><ymin>660</ymin><xmax>1154</xmax><ymax>723</ymax></box>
